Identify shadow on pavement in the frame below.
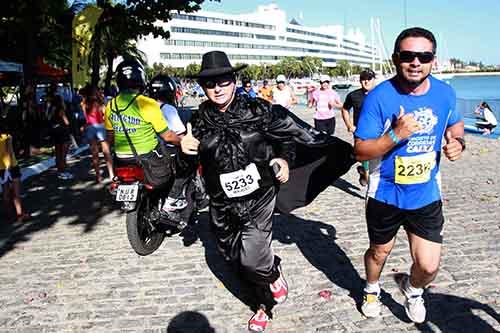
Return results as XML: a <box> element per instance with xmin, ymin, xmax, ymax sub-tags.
<box><xmin>166</xmin><ymin>310</ymin><xmax>215</xmax><ymax>333</ymax></box>
<box><xmin>415</xmin><ymin>293</ymin><xmax>500</xmax><ymax>332</ymax></box>
<box><xmin>272</xmin><ymin>213</ymin><xmax>408</xmax><ymax>321</ymax></box>
<box><xmin>332</xmin><ymin>178</ymin><xmax>365</xmax><ymax>200</ymax></box>
<box><xmin>0</xmin><ymin>154</ymin><xmax>118</xmax><ymax>258</ymax></box>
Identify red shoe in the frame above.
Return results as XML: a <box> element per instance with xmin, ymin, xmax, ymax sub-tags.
<box><xmin>248</xmin><ymin>308</ymin><xmax>269</xmax><ymax>332</ymax></box>
<box><xmin>269</xmin><ymin>265</ymin><xmax>288</xmax><ymax>304</ymax></box>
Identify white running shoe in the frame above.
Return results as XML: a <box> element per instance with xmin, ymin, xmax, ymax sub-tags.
<box><xmin>57</xmin><ymin>172</ymin><xmax>71</xmax><ymax>180</ymax></box>
<box><xmin>162</xmin><ymin>197</ymin><xmax>188</xmax><ymax>212</ymax></box>
<box><xmin>62</xmin><ymin>172</ymin><xmax>74</xmax><ymax>180</ymax></box>
<box><xmin>361</xmin><ymin>291</ymin><xmax>381</xmax><ymax>318</ymax></box>
<box><xmin>398</xmin><ymin>275</ymin><xmax>426</xmax><ymax>323</ymax></box>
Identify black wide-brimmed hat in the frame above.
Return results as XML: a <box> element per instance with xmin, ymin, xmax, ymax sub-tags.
<box><xmin>190</xmin><ymin>51</ymin><xmax>247</xmax><ymax>78</ymax></box>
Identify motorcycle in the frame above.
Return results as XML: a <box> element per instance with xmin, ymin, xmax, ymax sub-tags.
<box><xmin>110</xmin><ymin>162</ymin><xmax>208</xmax><ymax>256</ymax></box>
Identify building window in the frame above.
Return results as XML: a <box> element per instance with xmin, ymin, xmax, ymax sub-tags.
<box><xmin>171</xmin><ymin>27</ymin><xmax>275</xmax><ymax>40</ymax></box>
<box><xmin>171</xmin><ymin>13</ymin><xmax>275</xmax><ymax>30</ymax></box>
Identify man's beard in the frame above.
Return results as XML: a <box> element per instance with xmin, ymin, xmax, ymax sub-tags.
<box><xmin>397</xmin><ymin>67</ymin><xmax>430</xmax><ymax>89</ymax></box>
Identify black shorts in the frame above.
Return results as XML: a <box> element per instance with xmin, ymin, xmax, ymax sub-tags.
<box><xmin>366</xmin><ymin>198</ymin><xmax>444</xmax><ymax>244</ymax></box>
<box><xmin>0</xmin><ymin>166</ymin><xmax>22</xmax><ymax>182</ymax></box>
<box><xmin>51</xmin><ymin>126</ymin><xmax>71</xmax><ymax>145</ymax></box>
<box><xmin>314</xmin><ymin>117</ymin><xmax>335</xmax><ymax>135</ymax></box>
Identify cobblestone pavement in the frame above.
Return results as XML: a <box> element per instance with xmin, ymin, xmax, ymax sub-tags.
<box><xmin>0</xmin><ymin>104</ymin><xmax>499</xmax><ymax>333</ymax></box>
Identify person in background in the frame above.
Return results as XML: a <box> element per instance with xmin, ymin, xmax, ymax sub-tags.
<box><xmin>354</xmin><ymin>27</ymin><xmax>465</xmax><ymax>324</ymax></box>
<box><xmin>306</xmin><ymin>84</ymin><xmax>317</xmax><ymax>107</ymax></box>
<box><xmin>0</xmin><ymin>125</ymin><xmax>30</xmax><ymax>223</ymax></box>
<box><xmin>148</xmin><ymin>74</ymin><xmax>189</xmax><ymax>212</ymax></box>
<box><xmin>236</xmin><ymin>77</ymin><xmax>257</xmax><ymax>99</ymax></box>
<box><xmin>341</xmin><ymin>68</ymin><xmax>377</xmax><ymax>186</ymax></box>
<box><xmin>308</xmin><ymin>74</ymin><xmax>342</xmax><ymax>135</ymax></box>
<box><xmin>181</xmin><ymin>51</ymin><xmax>295</xmax><ymax>332</ymax></box>
<box><xmin>257</xmin><ymin>80</ymin><xmax>273</xmax><ymax>103</ymax></box>
<box><xmin>81</xmin><ymin>86</ymin><xmax>114</xmax><ymax>183</ymax></box>
<box><xmin>272</xmin><ymin>74</ymin><xmax>297</xmax><ymax>110</ymax></box>
<box><xmin>474</xmin><ymin>101</ymin><xmax>497</xmax><ymax>135</ymax></box>
<box><xmin>105</xmin><ymin>58</ymin><xmax>179</xmax><ymax>174</ymax></box>
<box><xmin>49</xmin><ymin>95</ymin><xmax>74</xmax><ymax>180</ymax></box>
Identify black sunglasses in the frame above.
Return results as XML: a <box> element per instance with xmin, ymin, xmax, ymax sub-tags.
<box><xmin>397</xmin><ymin>51</ymin><xmax>435</xmax><ymax>64</ymax></box>
<box><xmin>201</xmin><ymin>76</ymin><xmax>234</xmax><ymax>89</ymax></box>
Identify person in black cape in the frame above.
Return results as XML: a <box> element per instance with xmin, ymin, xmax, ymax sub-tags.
<box><xmin>180</xmin><ymin>50</ymin><xmax>354</xmax><ymax>332</ymax></box>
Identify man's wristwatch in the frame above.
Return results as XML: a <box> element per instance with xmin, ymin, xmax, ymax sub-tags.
<box><xmin>455</xmin><ymin>137</ymin><xmax>466</xmax><ymax>151</ymax></box>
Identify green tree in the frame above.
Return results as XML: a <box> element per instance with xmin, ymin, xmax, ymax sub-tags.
<box><xmin>275</xmin><ymin>57</ymin><xmax>302</xmax><ymax>78</ymax></box>
<box><xmin>88</xmin><ymin>0</ymin><xmax>218</xmax><ymax>88</ymax></box>
<box><xmin>332</xmin><ymin>60</ymin><xmax>351</xmax><ymax>78</ymax></box>
<box><xmin>301</xmin><ymin>56</ymin><xmax>322</xmax><ymax>77</ymax></box>
<box><xmin>184</xmin><ymin>63</ymin><xmax>201</xmax><ymax>78</ymax></box>
<box><xmin>240</xmin><ymin>64</ymin><xmax>264</xmax><ymax>81</ymax></box>
<box><xmin>0</xmin><ymin>0</ymin><xmax>84</xmax><ymax>83</ymax></box>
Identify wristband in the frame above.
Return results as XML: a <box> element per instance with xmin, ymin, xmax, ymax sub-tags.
<box><xmin>388</xmin><ymin>128</ymin><xmax>400</xmax><ymax>144</ymax></box>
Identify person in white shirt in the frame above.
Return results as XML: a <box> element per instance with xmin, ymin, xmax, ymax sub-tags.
<box><xmin>149</xmin><ymin>75</ymin><xmax>189</xmax><ymax>212</ymax></box>
<box><xmin>272</xmin><ymin>74</ymin><xmax>298</xmax><ymax>110</ymax></box>
<box><xmin>474</xmin><ymin>101</ymin><xmax>497</xmax><ymax>135</ymax></box>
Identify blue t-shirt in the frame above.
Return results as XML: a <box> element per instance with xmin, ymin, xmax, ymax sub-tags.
<box><xmin>354</xmin><ymin>76</ymin><xmax>462</xmax><ymax>209</ymax></box>
<box><xmin>236</xmin><ymin>86</ymin><xmax>257</xmax><ymax>99</ymax></box>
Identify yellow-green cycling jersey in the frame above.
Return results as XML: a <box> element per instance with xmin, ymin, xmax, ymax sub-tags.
<box><xmin>105</xmin><ymin>93</ymin><xmax>168</xmax><ymax>157</ymax></box>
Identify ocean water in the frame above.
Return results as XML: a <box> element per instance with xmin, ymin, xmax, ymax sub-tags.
<box><xmin>447</xmin><ymin>75</ymin><xmax>500</xmax><ymax>138</ymax></box>
<box><xmin>300</xmin><ymin>75</ymin><xmax>499</xmax><ymax>138</ymax></box>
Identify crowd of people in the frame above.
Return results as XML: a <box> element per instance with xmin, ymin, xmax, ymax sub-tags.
<box><xmin>178</xmin><ymin>26</ymin><xmax>466</xmax><ymax>331</ymax></box>
<box><xmin>1</xmin><ymin>26</ymin><xmax>472</xmax><ymax>332</ymax></box>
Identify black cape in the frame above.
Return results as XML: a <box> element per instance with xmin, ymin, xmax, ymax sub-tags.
<box><xmin>184</xmin><ymin>97</ymin><xmax>356</xmax><ymax>213</ymax></box>
<box><xmin>274</xmin><ymin>109</ymin><xmax>355</xmax><ymax>213</ymax></box>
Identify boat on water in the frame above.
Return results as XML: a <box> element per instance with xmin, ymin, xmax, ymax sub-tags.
<box><xmin>332</xmin><ymin>82</ymin><xmax>352</xmax><ymax>90</ymax></box>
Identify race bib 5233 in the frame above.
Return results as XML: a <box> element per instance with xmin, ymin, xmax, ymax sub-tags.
<box><xmin>219</xmin><ymin>163</ymin><xmax>261</xmax><ymax>198</ymax></box>
<box><xmin>395</xmin><ymin>151</ymin><xmax>436</xmax><ymax>185</ymax></box>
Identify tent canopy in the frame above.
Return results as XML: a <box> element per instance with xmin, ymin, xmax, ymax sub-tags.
<box><xmin>0</xmin><ymin>60</ymin><xmax>23</xmax><ymax>86</ymax></box>
<box><xmin>0</xmin><ymin>60</ymin><xmax>23</xmax><ymax>73</ymax></box>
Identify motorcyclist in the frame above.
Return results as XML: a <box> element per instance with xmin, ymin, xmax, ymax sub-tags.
<box><xmin>148</xmin><ymin>74</ymin><xmax>195</xmax><ymax>213</ymax></box>
<box><xmin>105</xmin><ymin>58</ymin><xmax>180</xmax><ymax>179</ymax></box>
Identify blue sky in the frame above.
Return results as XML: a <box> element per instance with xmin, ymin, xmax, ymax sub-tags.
<box><xmin>201</xmin><ymin>0</ymin><xmax>500</xmax><ymax>65</ymax></box>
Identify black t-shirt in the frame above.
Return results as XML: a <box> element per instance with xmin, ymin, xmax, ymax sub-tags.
<box><xmin>342</xmin><ymin>88</ymin><xmax>366</xmax><ymax>127</ymax></box>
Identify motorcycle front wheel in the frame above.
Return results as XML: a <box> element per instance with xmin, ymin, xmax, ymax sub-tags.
<box><xmin>126</xmin><ymin>193</ymin><xmax>165</xmax><ymax>256</ymax></box>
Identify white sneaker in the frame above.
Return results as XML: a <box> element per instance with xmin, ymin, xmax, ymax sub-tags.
<box><xmin>162</xmin><ymin>197</ymin><xmax>188</xmax><ymax>212</ymax></box>
<box><xmin>57</xmin><ymin>172</ymin><xmax>69</xmax><ymax>180</ymax></box>
<box><xmin>62</xmin><ymin>172</ymin><xmax>74</xmax><ymax>180</ymax></box>
<box><xmin>361</xmin><ymin>291</ymin><xmax>381</xmax><ymax>318</ymax></box>
<box><xmin>399</xmin><ymin>275</ymin><xmax>426</xmax><ymax>323</ymax></box>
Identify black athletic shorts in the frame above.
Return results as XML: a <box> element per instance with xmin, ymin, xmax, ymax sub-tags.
<box><xmin>314</xmin><ymin>117</ymin><xmax>335</xmax><ymax>135</ymax></box>
<box><xmin>366</xmin><ymin>198</ymin><xmax>444</xmax><ymax>244</ymax></box>
<box><xmin>51</xmin><ymin>126</ymin><xmax>71</xmax><ymax>145</ymax></box>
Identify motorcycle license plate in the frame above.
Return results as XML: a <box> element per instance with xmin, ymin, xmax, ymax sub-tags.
<box><xmin>116</xmin><ymin>185</ymin><xmax>139</xmax><ymax>202</ymax></box>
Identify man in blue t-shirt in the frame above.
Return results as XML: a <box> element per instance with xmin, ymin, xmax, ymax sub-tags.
<box><xmin>354</xmin><ymin>27</ymin><xmax>465</xmax><ymax>323</ymax></box>
<box><xmin>235</xmin><ymin>77</ymin><xmax>257</xmax><ymax>99</ymax></box>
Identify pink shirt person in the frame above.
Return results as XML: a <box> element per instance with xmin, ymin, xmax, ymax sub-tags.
<box><xmin>311</xmin><ymin>88</ymin><xmax>341</xmax><ymax>120</ymax></box>
<box><xmin>84</xmin><ymin>105</ymin><xmax>105</xmax><ymax>125</ymax></box>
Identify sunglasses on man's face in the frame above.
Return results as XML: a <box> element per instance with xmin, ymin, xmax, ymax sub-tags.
<box><xmin>245</xmin><ymin>85</ymin><xmax>251</xmax><ymax>88</ymax></box>
<box><xmin>202</xmin><ymin>76</ymin><xmax>234</xmax><ymax>89</ymax></box>
<box><xmin>397</xmin><ymin>51</ymin><xmax>435</xmax><ymax>64</ymax></box>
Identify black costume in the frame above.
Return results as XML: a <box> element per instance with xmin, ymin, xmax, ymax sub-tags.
<box><xmin>185</xmin><ymin>94</ymin><xmax>355</xmax><ymax>290</ymax></box>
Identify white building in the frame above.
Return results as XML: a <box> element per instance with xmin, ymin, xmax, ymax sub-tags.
<box><xmin>137</xmin><ymin>4</ymin><xmax>382</xmax><ymax>69</ymax></box>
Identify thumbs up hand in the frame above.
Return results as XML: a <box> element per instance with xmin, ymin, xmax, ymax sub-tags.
<box><xmin>393</xmin><ymin>105</ymin><xmax>422</xmax><ymax>140</ymax></box>
<box><xmin>442</xmin><ymin>130</ymin><xmax>462</xmax><ymax>161</ymax></box>
<box><xmin>181</xmin><ymin>123</ymin><xmax>200</xmax><ymax>155</ymax></box>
